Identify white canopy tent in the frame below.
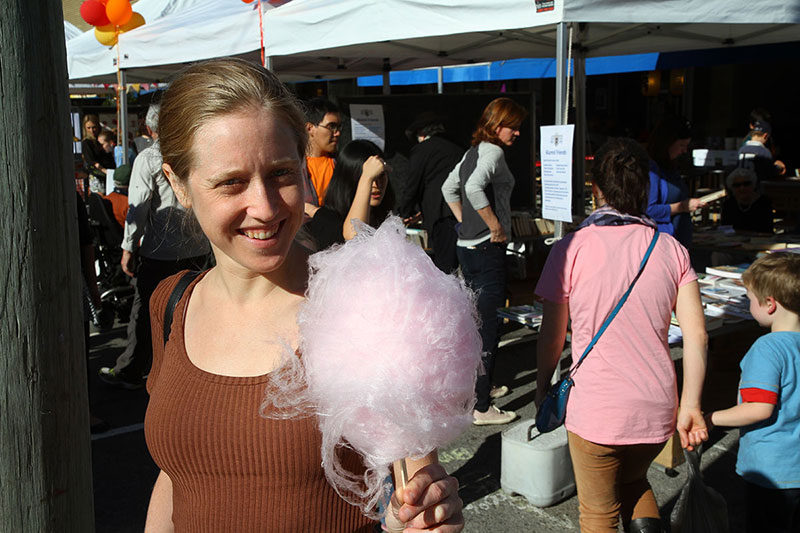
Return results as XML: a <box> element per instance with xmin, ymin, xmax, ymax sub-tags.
<box><xmin>64</xmin><ymin>21</ymin><xmax>83</xmax><ymax>41</ymax></box>
<box><xmin>263</xmin><ymin>0</ymin><xmax>800</xmax><ymax>230</ymax></box>
<box><xmin>263</xmin><ymin>0</ymin><xmax>800</xmax><ymax>73</ymax></box>
<box><xmin>66</xmin><ymin>0</ymin><xmax>256</xmax><ymax>83</ymax></box>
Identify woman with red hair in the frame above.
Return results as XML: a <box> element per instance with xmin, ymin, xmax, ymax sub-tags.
<box><xmin>441</xmin><ymin>97</ymin><xmax>527</xmax><ymax>426</ymax></box>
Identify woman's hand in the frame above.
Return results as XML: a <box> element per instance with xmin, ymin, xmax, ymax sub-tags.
<box><xmin>489</xmin><ymin>224</ymin><xmax>507</xmax><ymax>243</ymax></box>
<box><xmin>684</xmin><ymin>198</ymin><xmax>706</xmax><ymax>213</ymax></box>
<box><xmin>384</xmin><ymin>464</ymin><xmax>463</xmax><ymax>533</ymax></box>
<box><xmin>361</xmin><ymin>155</ymin><xmax>386</xmax><ymax>184</ymax></box>
<box><xmin>676</xmin><ymin>406</ymin><xmax>708</xmax><ymax>451</ymax></box>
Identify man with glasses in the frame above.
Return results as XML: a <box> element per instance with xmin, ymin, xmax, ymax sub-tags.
<box><xmin>304</xmin><ymin>98</ymin><xmax>342</xmax><ymax>213</ymax></box>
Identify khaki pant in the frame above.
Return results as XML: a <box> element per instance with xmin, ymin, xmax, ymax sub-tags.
<box><xmin>567</xmin><ymin>431</ymin><xmax>666</xmax><ymax>533</ymax></box>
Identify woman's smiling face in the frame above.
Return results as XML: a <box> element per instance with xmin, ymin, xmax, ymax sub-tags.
<box><xmin>166</xmin><ymin>107</ymin><xmax>304</xmax><ymax>275</ymax></box>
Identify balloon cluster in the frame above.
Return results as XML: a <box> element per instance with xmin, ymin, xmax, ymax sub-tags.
<box><xmin>80</xmin><ymin>0</ymin><xmax>146</xmax><ymax>46</ymax></box>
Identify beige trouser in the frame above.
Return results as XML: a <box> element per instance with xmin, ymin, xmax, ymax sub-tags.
<box><xmin>567</xmin><ymin>431</ymin><xmax>666</xmax><ymax>533</ymax></box>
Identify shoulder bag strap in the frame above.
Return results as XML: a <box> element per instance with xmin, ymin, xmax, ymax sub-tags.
<box><xmin>163</xmin><ymin>270</ymin><xmax>202</xmax><ymax>347</ymax></box>
<box><xmin>570</xmin><ymin>230</ymin><xmax>660</xmax><ymax>376</ymax></box>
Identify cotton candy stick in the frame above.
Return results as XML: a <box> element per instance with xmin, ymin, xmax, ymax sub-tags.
<box><xmin>393</xmin><ymin>451</ymin><xmax>439</xmax><ymax>489</ymax></box>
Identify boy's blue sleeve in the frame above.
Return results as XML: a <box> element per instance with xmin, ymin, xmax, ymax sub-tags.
<box><xmin>740</xmin><ymin>337</ymin><xmax>782</xmax><ymax>394</ymax></box>
<box><xmin>646</xmin><ymin>170</ymin><xmax>672</xmax><ymax>224</ymax></box>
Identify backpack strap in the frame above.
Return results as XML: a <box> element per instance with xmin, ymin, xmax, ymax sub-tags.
<box><xmin>163</xmin><ymin>270</ymin><xmax>202</xmax><ymax>347</ymax></box>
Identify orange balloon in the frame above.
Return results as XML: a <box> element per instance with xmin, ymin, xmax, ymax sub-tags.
<box><xmin>94</xmin><ymin>23</ymin><xmax>118</xmax><ymax>46</ymax></box>
<box><xmin>106</xmin><ymin>0</ymin><xmax>132</xmax><ymax>26</ymax></box>
<box><xmin>119</xmin><ymin>11</ymin><xmax>145</xmax><ymax>33</ymax></box>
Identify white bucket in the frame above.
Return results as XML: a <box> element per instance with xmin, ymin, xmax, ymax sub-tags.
<box><xmin>500</xmin><ymin>419</ymin><xmax>576</xmax><ymax>507</ymax></box>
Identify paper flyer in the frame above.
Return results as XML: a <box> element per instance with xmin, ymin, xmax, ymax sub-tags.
<box><xmin>105</xmin><ymin>169</ymin><xmax>115</xmax><ymax>195</ymax></box>
<box><xmin>349</xmin><ymin>104</ymin><xmax>385</xmax><ymax>151</ymax></box>
<box><xmin>540</xmin><ymin>124</ymin><xmax>575</xmax><ymax>223</ymax></box>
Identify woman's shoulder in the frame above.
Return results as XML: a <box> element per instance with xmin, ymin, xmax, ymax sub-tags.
<box><xmin>478</xmin><ymin>141</ymin><xmax>503</xmax><ymax>156</ymax></box>
<box><xmin>151</xmin><ymin>270</ymin><xmax>205</xmax><ymax>318</ymax></box>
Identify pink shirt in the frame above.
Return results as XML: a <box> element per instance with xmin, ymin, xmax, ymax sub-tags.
<box><xmin>535</xmin><ymin>224</ymin><xmax>696</xmax><ymax>445</ymax></box>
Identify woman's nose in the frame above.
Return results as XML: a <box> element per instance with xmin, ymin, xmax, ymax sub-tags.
<box><xmin>247</xmin><ymin>180</ymin><xmax>281</xmax><ymax>219</ymax></box>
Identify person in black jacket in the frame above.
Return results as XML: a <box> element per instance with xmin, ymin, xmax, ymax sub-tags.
<box><xmin>399</xmin><ymin>112</ymin><xmax>464</xmax><ymax>273</ymax></box>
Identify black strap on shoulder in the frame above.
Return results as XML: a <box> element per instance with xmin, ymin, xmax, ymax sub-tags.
<box><xmin>163</xmin><ymin>270</ymin><xmax>202</xmax><ymax>346</ymax></box>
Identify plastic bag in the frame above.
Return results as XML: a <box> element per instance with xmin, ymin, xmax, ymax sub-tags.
<box><xmin>670</xmin><ymin>448</ymin><xmax>729</xmax><ymax>533</ymax></box>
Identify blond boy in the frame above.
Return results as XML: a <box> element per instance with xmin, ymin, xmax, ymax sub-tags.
<box><xmin>706</xmin><ymin>253</ymin><xmax>800</xmax><ymax>532</ymax></box>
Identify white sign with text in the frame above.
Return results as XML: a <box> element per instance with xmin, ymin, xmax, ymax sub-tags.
<box><xmin>540</xmin><ymin>125</ymin><xmax>575</xmax><ymax>223</ymax></box>
<box><xmin>349</xmin><ymin>104</ymin><xmax>385</xmax><ymax>151</ymax></box>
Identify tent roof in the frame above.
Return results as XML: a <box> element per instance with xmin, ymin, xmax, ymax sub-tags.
<box><xmin>263</xmin><ymin>0</ymin><xmax>800</xmax><ymax>75</ymax></box>
<box><xmin>67</xmin><ymin>0</ymin><xmax>800</xmax><ymax>83</ymax></box>
<box><xmin>66</xmin><ymin>0</ymin><xmax>252</xmax><ymax>82</ymax></box>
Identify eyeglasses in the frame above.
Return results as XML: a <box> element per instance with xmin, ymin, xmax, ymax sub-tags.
<box><xmin>732</xmin><ymin>181</ymin><xmax>753</xmax><ymax>188</ymax></box>
<box><xmin>317</xmin><ymin>122</ymin><xmax>342</xmax><ymax>133</ymax></box>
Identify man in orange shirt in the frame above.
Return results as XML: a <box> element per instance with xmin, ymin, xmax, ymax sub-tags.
<box><xmin>304</xmin><ymin>98</ymin><xmax>341</xmax><ymax>215</ymax></box>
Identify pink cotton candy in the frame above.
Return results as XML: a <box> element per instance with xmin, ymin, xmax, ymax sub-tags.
<box><xmin>263</xmin><ymin>216</ymin><xmax>482</xmax><ymax>517</ymax></box>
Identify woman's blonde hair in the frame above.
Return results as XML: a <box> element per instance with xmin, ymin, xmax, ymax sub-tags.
<box><xmin>82</xmin><ymin>113</ymin><xmax>100</xmax><ymax>140</ymax></box>
<box><xmin>471</xmin><ymin>97</ymin><xmax>527</xmax><ymax>147</ymax></box>
<box><xmin>159</xmin><ymin>58</ymin><xmax>308</xmax><ymax>182</ymax></box>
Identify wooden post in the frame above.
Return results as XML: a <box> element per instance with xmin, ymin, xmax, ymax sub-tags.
<box><xmin>0</xmin><ymin>0</ymin><xmax>95</xmax><ymax>531</ymax></box>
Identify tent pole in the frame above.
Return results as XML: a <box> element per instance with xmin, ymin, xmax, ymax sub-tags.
<box><xmin>574</xmin><ymin>44</ymin><xmax>586</xmax><ymax>220</ymax></box>
<box><xmin>382</xmin><ymin>73</ymin><xmax>391</xmax><ymax>95</ymax></box>
<box><xmin>437</xmin><ymin>66</ymin><xmax>443</xmax><ymax>94</ymax></box>
<box><xmin>554</xmin><ymin>21</ymin><xmax>568</xmax><ymax>239</ymax></box>
<box><xmin>119</xmin><ymin>68</ymin><xmax>129</xmax><ymax>165</ymax></box>
<box><xmin>264</xmin><ymin>56</ymin><xmax>273</xmax><ymax>71</ymax></box>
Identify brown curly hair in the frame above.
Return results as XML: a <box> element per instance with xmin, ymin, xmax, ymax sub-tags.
<box><xmin>591</xmin><ymin>138</ymin><xmax>650</xmax><ymax>216</ymax></box>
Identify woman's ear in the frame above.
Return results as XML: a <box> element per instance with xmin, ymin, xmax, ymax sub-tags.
<box><xmin>163</xmin><ymin>163</ymin><xmax>191</xmax><ymax>209</ymax></box>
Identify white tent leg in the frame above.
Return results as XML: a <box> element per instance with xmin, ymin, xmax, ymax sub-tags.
<box><xmin>264</xmin><ymin>56</ymin><xmax>273</xmax><ymax>71</ymax></box>
<box><xmin>554</xmin><ymin>22</ymin><xmax>568</xmax><ymax>240</ymax></box>
<box><xmin>437</xmin><ymin>66</ymin><xmax>443</xmax><ymax>94</ymax></box>
<box><xmin>574</xmin><ymin>46</ymin><xmax>586</xmax><ymax>218</ymax></box>
<box><xmin>119</xmin><ymin>69</ymin><xmax>129</xmax><ymax>165</ymax></box>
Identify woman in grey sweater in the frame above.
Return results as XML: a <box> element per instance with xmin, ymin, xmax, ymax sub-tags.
<box><xmin>441</xmin><ymin>97</ymin><xmax>527</xmax><ymax>426</ymax></box>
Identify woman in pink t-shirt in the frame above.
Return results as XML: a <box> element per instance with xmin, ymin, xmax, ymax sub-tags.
<box><xmin>535</xmin><ymin>138</ymin><xmax>709</xmax><ymax>533</ymax></box>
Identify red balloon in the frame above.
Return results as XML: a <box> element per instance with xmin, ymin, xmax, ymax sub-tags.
<box><xmin>106</xmin><ymin>0</ymin><xmax>133</xmax><ymax>26</ymax></box>
<box><xmin>80</xmin><ymin>0</ymin><xmax>110</xmax><ymax>26</ymax></box>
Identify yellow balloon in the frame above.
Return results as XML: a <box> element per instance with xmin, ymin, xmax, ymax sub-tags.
<box><xmin>119</xmin><ymin>11</ymin><xmax>145</xmax><ymax>33</ymax></box>
<box><xmin>94</xmin><ymin>23</ymin><xmax>118</xmax><ymax>46</ymax></box>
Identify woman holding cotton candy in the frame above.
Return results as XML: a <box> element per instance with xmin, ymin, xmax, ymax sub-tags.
<box><xmin>142</xmin><ymin>59</ymin><xmax>463</xmax><ymax>532</ymax></box>
<box><xmin>441</xmin><ymin>97</ymin><xmax>526</xmax><ymax>426</ymax></box>
<box><xmin>310</xmin><ymin>139</ymin><xmax>395</xmax><ymax>250</ymax></box>
<box><xmin>535</xmin><ymin>138</ymin><xmax>708</xmax><ymax>533</ymax></box>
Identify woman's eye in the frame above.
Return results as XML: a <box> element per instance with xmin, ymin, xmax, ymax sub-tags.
<box><xmin>219</xmin><ymin>178</ymin><xmax>243</xmax><ymax>188</ymax></box>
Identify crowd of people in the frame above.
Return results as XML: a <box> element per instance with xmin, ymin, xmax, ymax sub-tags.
<box><xmin>74</xmin><ymin>58</ymin><xmax>799</xmax><ymax>532</ymax></box>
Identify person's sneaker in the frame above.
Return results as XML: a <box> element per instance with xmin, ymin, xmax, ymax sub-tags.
<box><xmin>473</xmin><ymin>405</ymin><xmax>518</xmax><ymax>426</ymax></box>
<box><xmin>98</xmin><ymin>367</ymin><xmax>144</xmax><ymax>390</ymax></box>
<box><xmin>489</xmin><ymin>385</ymin><xmax>510</xmax><ymax>399</ymax></box>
